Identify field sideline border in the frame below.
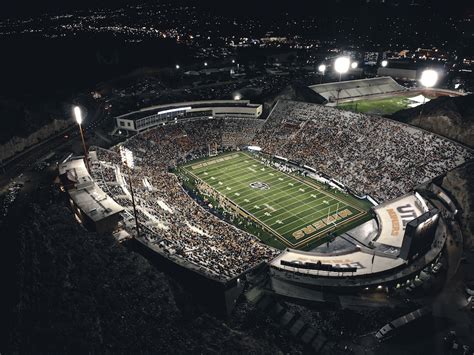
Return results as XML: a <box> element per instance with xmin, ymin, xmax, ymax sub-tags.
<box><xmin>181</xmin><ymin>151</ymin><xmax>369</xmax><ymax>249</ymax></box>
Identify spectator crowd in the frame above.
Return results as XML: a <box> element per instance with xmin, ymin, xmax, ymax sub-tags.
<box><xmin>90</xmin><ymin>117</ymin><xmax>273</xmax><ymax>281</ymax></box>
<box><xmin>254</xmin><ymin>100</ymin><xmax>473</xmax><ymax>202</ymax></box>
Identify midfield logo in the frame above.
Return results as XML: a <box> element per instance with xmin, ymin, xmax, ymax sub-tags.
<box><xmin>249</xmin><ymin>181</ymin><xmax>270</xmax><ymax>190</ymax></box>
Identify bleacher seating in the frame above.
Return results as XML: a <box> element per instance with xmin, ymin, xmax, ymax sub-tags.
<box><xmin>309</xmin><ymin>77</ymin><xmax>406</xmax><ymax>102</ymax></box>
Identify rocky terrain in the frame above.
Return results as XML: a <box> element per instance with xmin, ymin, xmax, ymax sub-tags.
<box><xmin>392</xmin><ymin>93</ymin><xmax>474</xmax><ymax>248</ymax></box>
<box><xmin>263</xmin><ymin>83</ymin><xmax>327</xmax><ymax>114</ymax></box>
<box><xmin>441</xmin><ymin>161</ymin><xmax>474</xmax><ymax>250</ymax></box>
<box><xmin>392</xmin><ymin>93</ymin><xmax>474</xmax><ymax>148</ymax></box>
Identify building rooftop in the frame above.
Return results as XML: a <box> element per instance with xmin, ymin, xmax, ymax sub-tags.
<box><xmin>59</xmin><ymin>159</ymin><xmax>124</xmax><ymax>222</ymax></box>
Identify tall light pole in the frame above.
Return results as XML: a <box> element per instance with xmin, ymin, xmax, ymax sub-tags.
<box><xmin>120</xmin><ymin>146</ymin><xmax>140</xmax><ymax>238</ymax></box>
<box><xmin>418</xmin><ymin>69</ymin><xmax>438</xmax><ymax>123</ymax></box>
<box><xmin>334</xmin><ymin>56</ymin><xmax>350</xmax><ymax>82</ymax></box>
<box><xmin>334</xmin><ymin>57</ymin><xmax>350</xmax><ymax>105</ymax></box>
<box><xmin>318</xmin><ymin>64</ymin><xmax>326</xmax><ymax>84</ymax></box>
<box><xmin>74</xmin><ymin>106</ymin><xmax>89</xmax><ymax>172</ymax></box>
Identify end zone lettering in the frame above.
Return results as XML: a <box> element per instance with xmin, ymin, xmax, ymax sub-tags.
<box><xmin>292</xmin><ymin>209</ymin><xmax>353</xmax><ymax>239</ymax></box>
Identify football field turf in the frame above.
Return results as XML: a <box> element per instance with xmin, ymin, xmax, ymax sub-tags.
<box><xmin>338</xmin><ymin>94</ymin><xmax>417</xmax><ymax>115</ymax></box>
<box><xmin>181</xmin><ymin>152</ymin><xmax>370</xmax><ymax>250</ymax></box>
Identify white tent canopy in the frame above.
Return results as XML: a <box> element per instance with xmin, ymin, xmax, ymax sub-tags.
<box><xmin>407</xmin><ymin>94</ymin><xmax>430</xmax><ymax>108</ymax></box>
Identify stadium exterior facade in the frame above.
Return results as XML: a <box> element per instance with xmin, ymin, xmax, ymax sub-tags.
<box><xmin>115</xmin><ymin>100</ymin><xmax>262</xmax><ymax>132</ymax></box>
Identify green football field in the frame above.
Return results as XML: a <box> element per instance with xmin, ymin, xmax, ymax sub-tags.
<box><xmin>181</xmin><ymin>152</ymin><xmax>370</xmax><ymax>250</ymax></box>
<box><xmin>338</xmin><ymin>94</ymin><xmax>419</xmax><ymax>115</ymax></box>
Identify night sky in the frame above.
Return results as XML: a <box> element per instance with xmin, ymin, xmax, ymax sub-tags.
<box><xmin>1</xmin><ymin>0</ymin><xmax>472</xmax><ymax>18</ymax></box>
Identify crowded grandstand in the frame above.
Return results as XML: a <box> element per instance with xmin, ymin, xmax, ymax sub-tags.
<box><xmin>309</xmin><ymin>76</ymin><xmax>406</xmax><ymax>103</ymax></box>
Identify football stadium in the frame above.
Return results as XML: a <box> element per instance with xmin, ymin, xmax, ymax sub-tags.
<box><xmin>59</xmin><ymin>86</ymin><xmax>473</xmax><ymax>307</ymax></box>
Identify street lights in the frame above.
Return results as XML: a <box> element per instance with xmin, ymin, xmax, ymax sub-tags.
<box><xmin>74</xmin><ymin>106</ymin><xmax>89</xmax><ymax>172</ymax></box>
<box><xmin>318</xmin><ymin>64</ymin><xmax>326</xmax><ymax>83</ymax></box>
<box><xmin>418</xmin><ymin>69</ymin><xmax>438</xmax><ymax>121</ymax></box>
<box><xmin>334</xmin><ymin>56</ymin><xmax>350</xmax><ymax>82</ymax></box>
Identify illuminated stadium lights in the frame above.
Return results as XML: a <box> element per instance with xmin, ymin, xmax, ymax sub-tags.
<box><xmin>175</xmin><ymin>64</ymin><xmax>180</xmax><ymax>69</ymax></box>
<box><xmin>351</xmin><ymin>62</ymin><xmax>358</xmax><ymax>69</ymax></box>
<box><xmin>73</xmin><ymin>106</ymin><xmax>89</xmax><ymax>172</ymax></box>
<box><xmin>417</xmin><ymin>69</ymin><xmax>439</xmax><ymax>122</ymax></box>
<box><xmin>74</xmin><ymin>106</ymin><xmax>82</xmax><ymax>125</ymax></box>
<box><xmin>381</xmin><ymin>60</ymin><xmax>388</xmax><ymax>67</ymax></box>
<box><xmin>334</xmin><ymin>56</ymin><xmax>350</xmax><ymax>81</ymax></box>
<box><xmin>333</xmin><ymin>57</ymin><xmax>350</xmax><ymax>104</ymax></box>
<box><xmin>204</xmin><ymin>62</ymin><xmax>208</xmax><ymax>67</ymax></box>
<box><xmin>232</xmin><ymin>59</ymin><xmax>236</xmax><ymax>64</ymax></box>
<box><xmin>318</xmin><ymin>64</ymin><xmax>326</xmax><ymax>83</ymax></box>
<box><xmin>419</xmin><ymin>69</ymin><xmax>439</xmax><ymax>88</ymax></box>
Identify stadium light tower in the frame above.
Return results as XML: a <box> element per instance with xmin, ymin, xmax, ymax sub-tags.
<box><xmin>420</xmin><ymin>69</ymin><xmax>438</xmax><ymax>89</ymax></box>
<box><xmin>74</xmin><ymin>106</ymin><xmax>90</xmax><ymax>172</ymax></box>
<box><xmin>318</xmin><ymin>64</ymin><xmax>326</xmax><ymax>83</ymax></box>
<box><xmin>381</xmin><ymin>60</ymin><xmax>388</xmax><ymax>67</ymax></box>
<box><xmin>418</xmin><ymin>69</ymin><xmax>439</xmax><ymax>121</ymax></box>
<box><xmin>120</xmin><ymin>146</ymin><xmax>140</xmax><ymax>239</ymax></box>
<box><xmin>334</xmin><ymin>56</ymin><xmax>350</xmax><ymax>82</ymax></box>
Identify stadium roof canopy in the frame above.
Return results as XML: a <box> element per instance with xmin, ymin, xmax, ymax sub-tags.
<box><xmin>116</xmin><ymin>100</ymin><xmax>261</xmax><ymax>121</ymax></box>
